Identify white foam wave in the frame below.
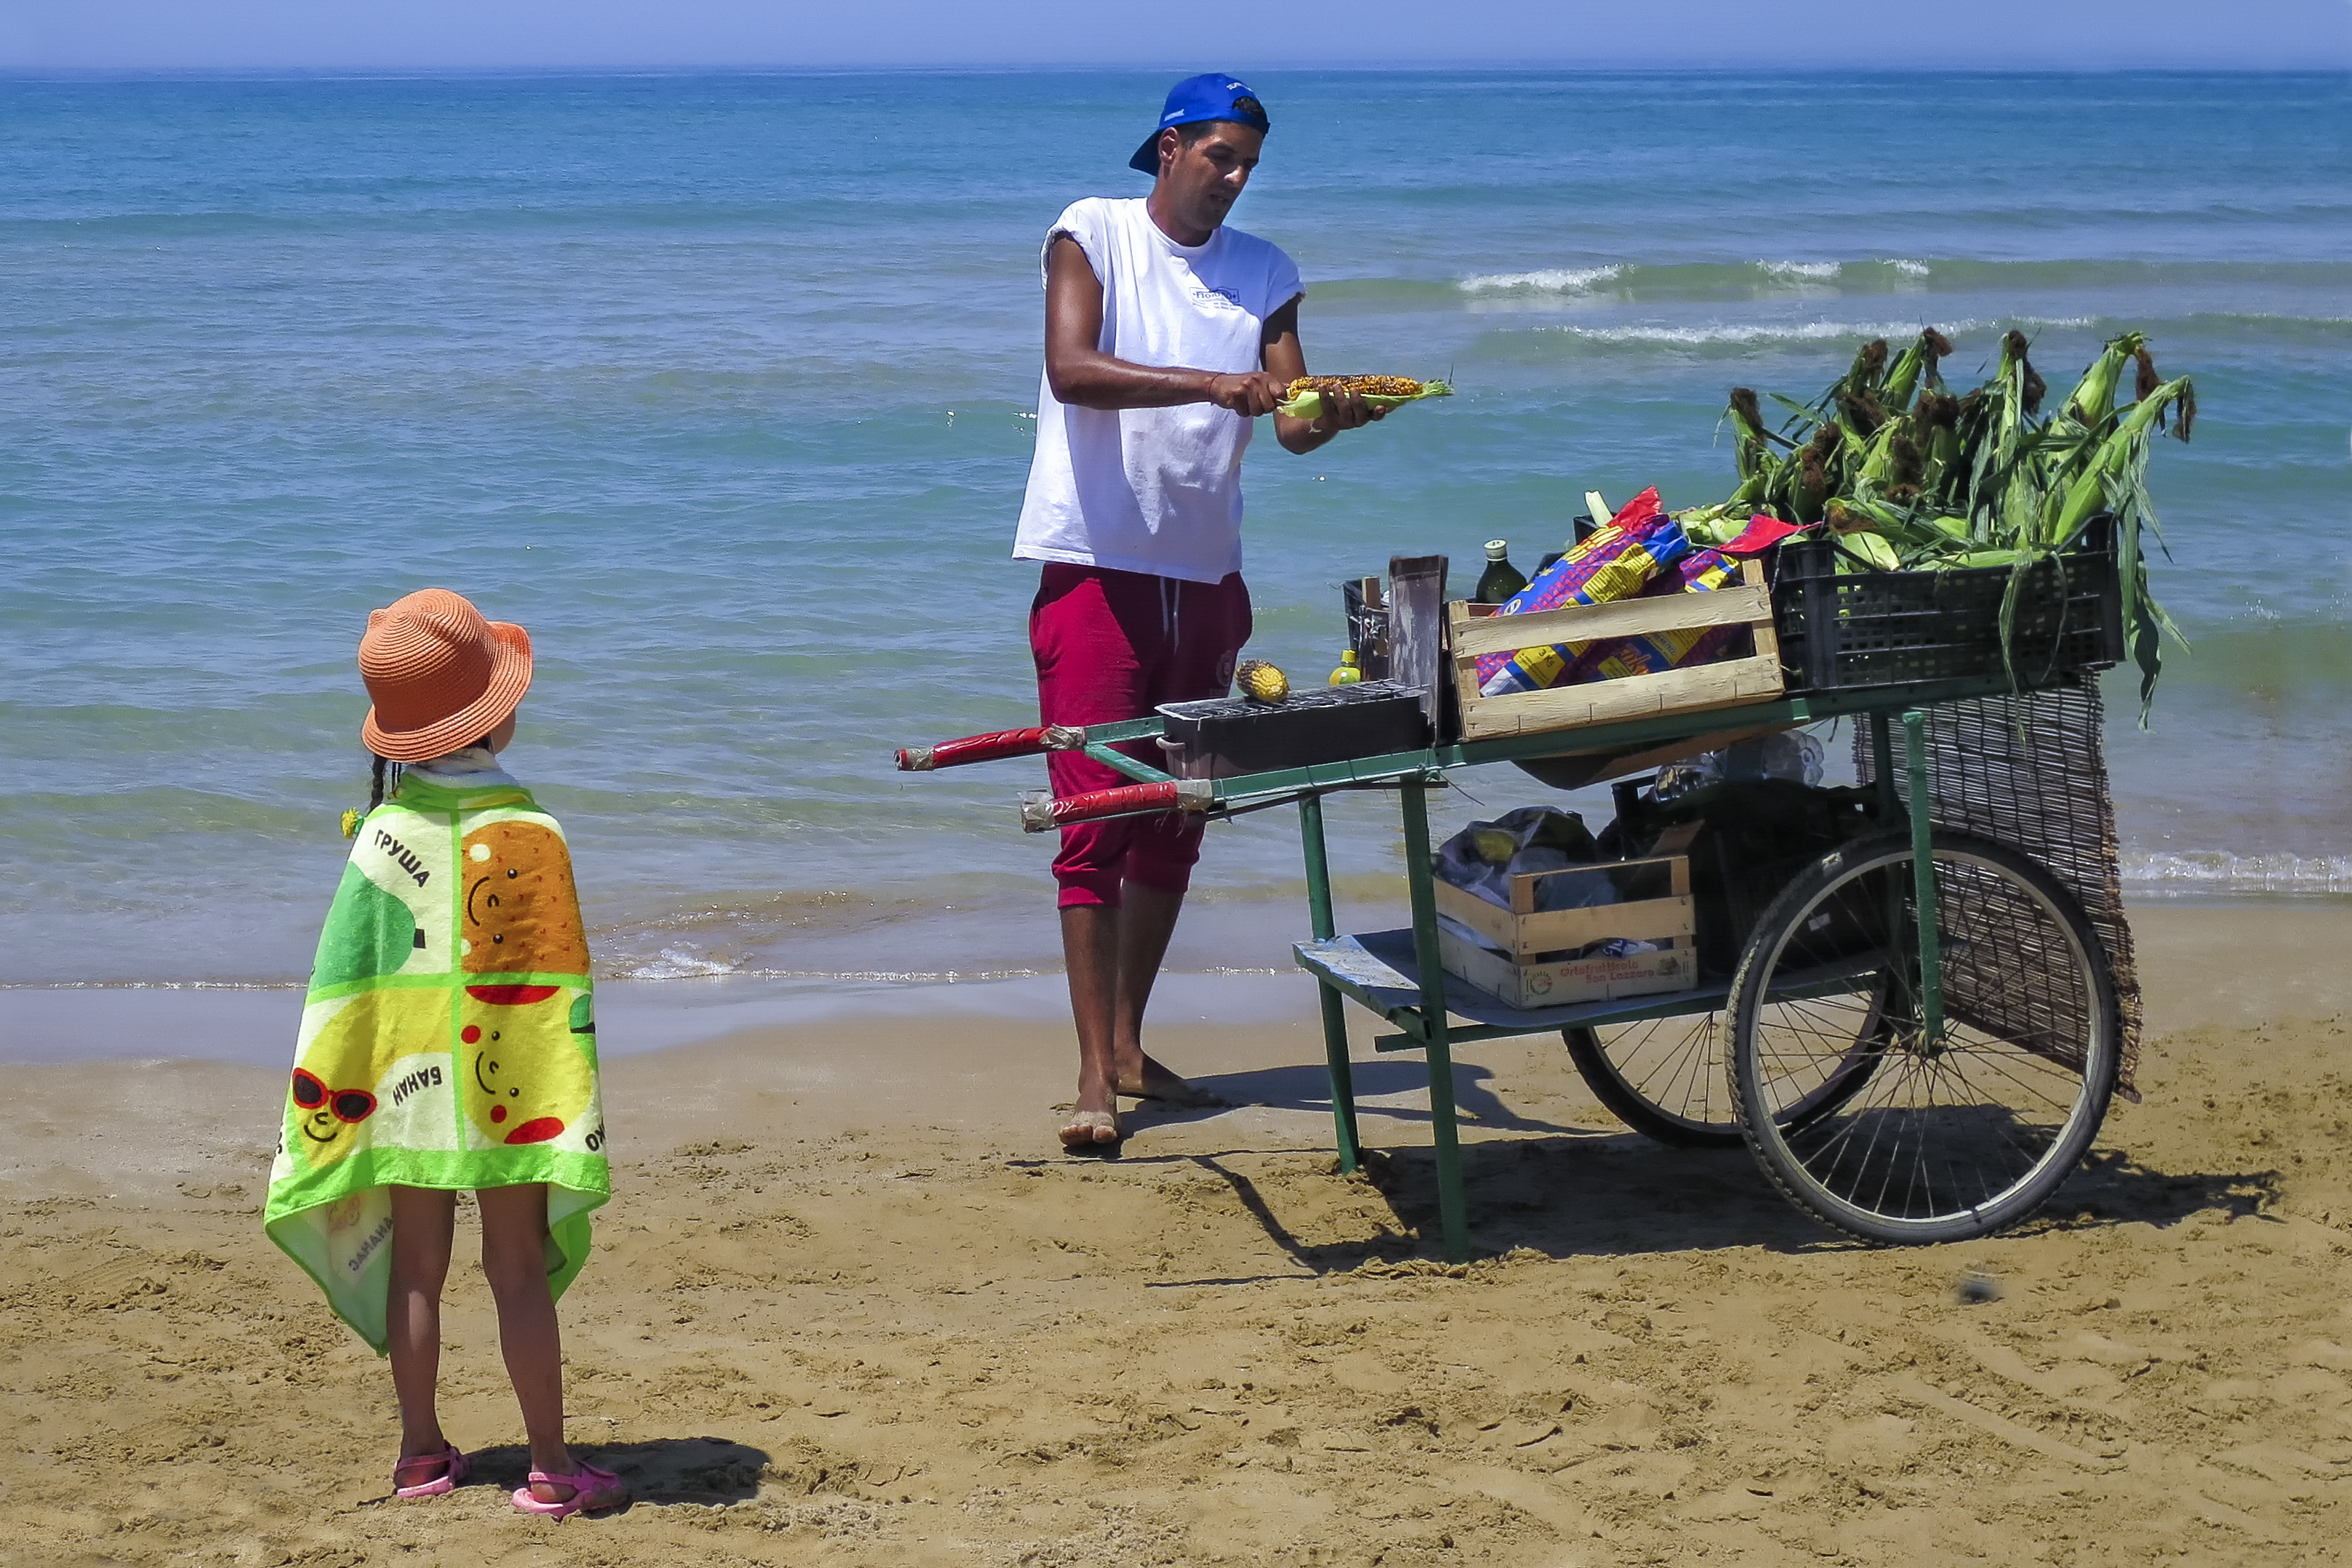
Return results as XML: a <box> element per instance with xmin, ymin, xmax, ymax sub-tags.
<box><xmin>604</xmin><ymin>953</ymin><xmax>1057</xmax><ymax>983</ymax></box>
<box><xmin>1888</xmin><ymin>259</ymin><xmax>1932</xmax><ymax>278</ymax></box>
<box><xmin>1527</xmin><ymin>313</ymin><xmax>2112</xmax><ymax>348</ymax></box>
<box><xmin>1536</xmin><ymin>317</ymin><xmax>1992</xmax><ymax>347</ymax></box>
<box><xmin>1758</xmin><ymin>260</ymin><xmax>1842</xmax><ymax>281</ymax></box>
<box><xmin>2124</xmin><ymin>851</ymin><xmax>2352</xmax><ymax>896</ymax></box>
<box><xmin>1456</xmin><ymin>265</ymin><xmax>1625</xmax><ymax>294</ymax></box>
<box><xmin>628</xmin><ymin>946</ymin><xmax>740</xmax><ymax>980</ymax></box>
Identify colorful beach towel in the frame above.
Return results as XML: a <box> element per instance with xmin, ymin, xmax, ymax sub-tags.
<box><xmin>263</xmin><ymin>756</ymin><xmax>608</xmax><ymax>1353</ymax></box>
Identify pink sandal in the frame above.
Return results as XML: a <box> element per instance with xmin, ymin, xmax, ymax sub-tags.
<box><xmin>392</xmin><ymin>1444</ymin><xmax>470</xmax><ymax>1499</ymax></box>
<box><xmin>510</xmin><ymin>1460</ymin><xmax>628</xmax><ymax>1519</ymax></box>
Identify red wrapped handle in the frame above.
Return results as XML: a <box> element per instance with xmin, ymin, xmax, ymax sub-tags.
<box><xmin>898</xmin><ymin>725</ymin><xmax>1082</xmax><ymax>772</ymax></box>
<box><xmin>1021</xmin><ymin>779</ymin><xmax>1211</xmax><ymax>833</ymax></box>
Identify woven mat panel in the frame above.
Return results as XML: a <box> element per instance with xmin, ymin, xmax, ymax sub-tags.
<box><xmin>1852</xmin><ymin>678</ymin><xmax>2142</xmax><ymax>1093</ymax></box>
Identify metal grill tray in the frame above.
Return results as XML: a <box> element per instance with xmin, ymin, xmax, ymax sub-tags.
<box><xmin>1156</xmin><ymin>680</ymin><xmax>1431</xmax><ymax>779</ymax></box>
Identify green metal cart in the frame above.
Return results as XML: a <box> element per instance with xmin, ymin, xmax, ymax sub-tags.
<box><xmin>897</xmin><ymin>672</ymin><xmax>2126</xmax><ymax>1263</ymax></box>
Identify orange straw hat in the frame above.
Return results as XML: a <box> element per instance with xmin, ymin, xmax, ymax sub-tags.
<box><xmin>357</xmin><ymin>588</ymin><xmax>534</xmax><ymax>763</ymax></box>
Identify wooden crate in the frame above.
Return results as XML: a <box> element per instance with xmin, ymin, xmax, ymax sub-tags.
<box><xmin>1430</xmin><ymin>853</ymin><xmax>1693</xmax><ymax>960</ymax></box>
<box><xmin>1432</xmin><ymin>853</ymin><xmax>1698</xmax><ymax>1008</ymax></box>
<box><xmin>1447</xmin><ymin>559</ymin><xmax>1783</xmax><ymax>742</ymax></box>
<box><xmin>1436</xmin><ymin>922</ymin><xmax>1695</xmax><ymax>1010</ymax></box>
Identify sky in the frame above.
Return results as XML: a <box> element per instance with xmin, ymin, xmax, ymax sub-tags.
<box><xmin>4</xmin><ymin>0</ymin><xmax>2351</xmax><ymax>73</ymax></box>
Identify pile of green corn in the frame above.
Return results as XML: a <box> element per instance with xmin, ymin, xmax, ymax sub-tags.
<box><xmin>1678</xmin><ymin>329</ymin><xmax>2196</xmax><ymax>710</ymax></box>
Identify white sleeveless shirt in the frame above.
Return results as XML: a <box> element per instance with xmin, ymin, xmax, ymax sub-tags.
<box><xmin>1012</xmin><ymin>198</ymin><xmax>1303</xmax><ymax>585</ymax></box>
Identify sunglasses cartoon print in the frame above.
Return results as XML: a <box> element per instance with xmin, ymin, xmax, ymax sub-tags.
<box><xmin>292</xmin><ymin>1067</ymin><xmax>377</xmax><ymax>1143</ymax></box>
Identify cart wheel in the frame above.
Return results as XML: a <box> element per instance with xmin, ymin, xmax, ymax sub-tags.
<box><xmin>1728</xmin><ymin>829</ymin><xmax>2120</xmax><ymax>1245</ymax></box>
<box><xmin>1567</xmin><ymin>1002</ymin><xmax>1879</xmax><ymax>1149</ymax></box>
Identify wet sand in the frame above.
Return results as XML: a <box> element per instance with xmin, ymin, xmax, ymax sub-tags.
<box><xmin>4</xmin><ymin>904</ymin><xmax>2351</xmax><ymax>1566</ymax></box>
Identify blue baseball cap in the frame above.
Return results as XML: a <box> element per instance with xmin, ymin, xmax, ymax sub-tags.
<box><xmin>1128</xmin><ymin>73</ymin><xmax>1271</xmax><ymax>174</ymax></box>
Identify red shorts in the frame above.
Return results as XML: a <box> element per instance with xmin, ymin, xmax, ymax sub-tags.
<box><xmin>1030</xmin><ymin>564</ymin><xmax>1253</xmax><ymax>909</ymax></box>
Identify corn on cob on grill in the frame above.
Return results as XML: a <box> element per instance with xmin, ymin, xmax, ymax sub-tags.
<box><xmin>1233</xmin><ymin>659</ymin><xmax>1291</xmax><ymax>703</ymax></box>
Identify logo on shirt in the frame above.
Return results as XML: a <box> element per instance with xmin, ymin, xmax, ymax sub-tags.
<box><xmin>1192</xmin><ymin>285</ymin><xmax>1242</xmax><ymax>310</ymax></box>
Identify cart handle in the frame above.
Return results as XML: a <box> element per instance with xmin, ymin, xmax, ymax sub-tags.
<box><xmin>1021</xmin><ymin>779</ymin><xmax>1213</xmax><ymax>833</ymax></box>
<box><xmin>897</xmin><ymin>725</ymin><xmax>1084</xmax><ymax>772</ymax></box>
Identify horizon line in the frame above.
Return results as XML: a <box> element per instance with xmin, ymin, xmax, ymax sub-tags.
<box><xmin>7</xmin><ymin>62</ymin><xmax>2352</xmax><ymax>79</ymax></box>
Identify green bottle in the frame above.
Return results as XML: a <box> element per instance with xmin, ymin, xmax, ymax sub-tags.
<box><xmin>1329</xmin><ymin>648</ymin><xmax>1362</xmax><ymax>686</ymax></box>
<box><xmin>1475</xmin><ymin>539</ymin><xmax>1527</xmax><ymax>604</ymax></box>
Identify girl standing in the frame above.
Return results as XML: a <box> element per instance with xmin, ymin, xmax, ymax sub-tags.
<box><xmin>264</xmin><ymin>587</ymin><xmax>625</xmax><ymax>1517</ymax></box>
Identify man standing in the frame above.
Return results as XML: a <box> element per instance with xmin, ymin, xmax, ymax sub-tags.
<box><xmin>1014</xmin><ymin>74</ymin><xmax>1384</xmax><ymax>1152</ymax></box>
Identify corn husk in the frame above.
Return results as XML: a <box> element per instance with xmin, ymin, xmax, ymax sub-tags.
<box><xmin>1694</xmin><ymin>329</ymin><xmax>2194</xmax><ymax>716</ymax></box>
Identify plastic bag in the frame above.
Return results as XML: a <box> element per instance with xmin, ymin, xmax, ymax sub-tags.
<box><xmin>1654</xmin><ymin>731</ymin><xmax>1825</xmax><ymax>801</ymax></box>
<box><xmin>1432</xmin><ymin>806</ymin><xmax>1609</xmax><ymax>912</ymax></box>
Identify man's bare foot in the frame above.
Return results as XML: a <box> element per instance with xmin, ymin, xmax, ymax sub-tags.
<box><xmin>1117</xmin><ymin>1054</ymin><xmax>1227</xmax><ymax>1106</ymax></box>
<box><xmin>1059</xmin><ymin>1109</ymin><xmax>1121</xmax><ymax>1152</ymax></box>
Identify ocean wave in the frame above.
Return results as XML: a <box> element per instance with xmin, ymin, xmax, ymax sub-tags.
<box><xmin>1456</xmin><ymin>265</ymin><xmax>1626</xmax><ymax>294</ymax></box>
<box><xmin>0</xmin><ymin>978</ymin><xmax>304</xmax><ymax>991</ymax></box>
<box><xmin>1414</xmin><ymin>256</ymin><xmax>2352</xmax><ymax>312</ymax></box>
<box><xmin>1471</xmin><ymin>314</ymin><xmax>2127</xmax><ymax>358</ymax></box>
<box><xmin>2123</xmin><ymin>851</ymin><xmax>2352</xmax><ymax>896</ymax></box>
<box><xmin>627</xmin><ymin>946</ymin><xmax>741</xmax><ymax>980</ymax></box>
<box><xmin>602</xmin><ymin>957</ymin><xmax>1054</xmax><ymax>982</ymax></box>
<box><xmin>1552</xmin><ymin>318</ymin><xmax>1941</xmax><ymax>345</ymax></box>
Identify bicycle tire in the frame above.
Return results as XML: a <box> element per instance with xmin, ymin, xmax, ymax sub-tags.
<box><xmin>1565</xmin><ymin>1005</ymin><xmax>1881</xmax><ymax>1149</ymax></box>
<box><xmin>1728</xmin><ymin>829</ymin><xmax>2120</xmax><ymax>1245</ymax></box>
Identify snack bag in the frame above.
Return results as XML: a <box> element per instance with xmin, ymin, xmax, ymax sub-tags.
<box><xmin>1474</xmin><ymin>489</ymin><xmax>1690</xmax><ymax>696</ymax></box>
<box><xmin>1563</xmin><ymin>514</ymin><xmax>1807</xmax><ymax>685</ymax></box>
<box><xmin>1563</xmin><ymin>548</ymin><xmax>1743</xmax><ymax>683</ymax></box>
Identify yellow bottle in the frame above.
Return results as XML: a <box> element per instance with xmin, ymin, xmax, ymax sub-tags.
<box><xmin>1329</xmin><ymin>648</ymin><xmax>1362</xmax><ymax>686</ymax></box>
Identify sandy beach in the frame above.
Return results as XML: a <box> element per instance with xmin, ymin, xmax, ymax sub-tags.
<box><xmin>5</xmin><ymin>902</ymin><xmax>2351</xmax><ymax>1567</ymax></box>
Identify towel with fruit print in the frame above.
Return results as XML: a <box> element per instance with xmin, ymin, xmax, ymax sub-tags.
<box><xmin>263</xmin><ymin>768</ymin><xmax>608</xmax><ymax>1354</ymax></box>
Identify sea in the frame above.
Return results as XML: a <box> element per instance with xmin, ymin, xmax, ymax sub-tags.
<box><xmin>4</xmin><ymin>68</ymin><xmax>2348</xmax><ymax>991</ymax></box>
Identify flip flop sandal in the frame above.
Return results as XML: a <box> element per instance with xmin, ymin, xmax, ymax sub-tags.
<box><xmin>510</xmin><ymin>1460</ymin><xmax>628</xmax><ymax>1519</ymax></box>
<box><xmin>1058</xmin><ymin>1109</ymin><xmax>1122</xmax><ymax>1154</ymax></box>
<box><xmin>392</xmin><ymin>1444</ymin><xmax>470</xmax><ymax>1499</ymax></box>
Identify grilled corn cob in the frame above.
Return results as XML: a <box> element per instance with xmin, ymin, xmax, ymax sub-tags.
<box><xmin>1234</xmin><ymin>659</ymin><xmax>1291</xmax><ymax>703</ymax></box>
<box><xmin>1277</xmin><ymin>376</ymin><xmax>1454</xmax><ymax>422</ymax></box>
<box><xmin>1286</xmin><ymin>375</ymin><xmax>1428</xmax><ymax>398</ymax></box>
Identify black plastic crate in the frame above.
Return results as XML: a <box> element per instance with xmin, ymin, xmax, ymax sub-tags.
<box><xmin>1771</xmin><ymin>515</ymin><xmax>2125</xmax><ymax>694</ymax></box>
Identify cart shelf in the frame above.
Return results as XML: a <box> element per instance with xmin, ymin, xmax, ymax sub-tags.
<box><xmin>1296</xmin><ymin>930</ymin><xmax>1735</xmax><ymax>1042</ymax></box>
<box><xmin>1298</xmin><ymin>929</ymin><xmax>1899</xmax><ymax>1053</ymax></box>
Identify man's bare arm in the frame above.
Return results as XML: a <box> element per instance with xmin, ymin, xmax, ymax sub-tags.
<box><xmin>1043</xmin><ymin>236</ymin><xmax>1291</xmax><ymax>416</ymax></box>
<box><xmin>1261</xmin><ymin>297</ymin><xmax>1384</xmax><ymax>455</ymax></box>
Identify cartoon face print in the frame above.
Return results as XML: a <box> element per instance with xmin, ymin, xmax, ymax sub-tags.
<box><xmin>459</xmin><ymin>984</ymin><xmax>595</xmax><ymax>1147</ymax></box>
<box><xmin>290</xmin><ymin>1068</ymin><xmax>377</xmax><ymax>1157</ymax></box>
<box><xmin>289</xmin><ymin>988</ymin><xmax>449</xmax><ymax>1170</ymax></box>
<box><xmin>460</xmin><ymin>820</ymin><xmax>590</xmax><ymax>977</ymax></box>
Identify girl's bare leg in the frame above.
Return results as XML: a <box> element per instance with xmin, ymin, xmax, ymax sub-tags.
<box><xmin>387</xmin><ymin>1186</ymin><xmax>458</xmax><ymax>1484</ymax></box>
<box><xmin>477</xmin><ymin>1183</ymin><xmax>580</xmax><ymax>1502</ymax></box>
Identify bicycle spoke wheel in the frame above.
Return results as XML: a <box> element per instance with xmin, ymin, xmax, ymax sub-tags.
<box><xmin>1565</xmin><ymin>1015</ymin><xmax>1741</xmax><ymax>1146</ymax></box>
<box><xmin>1729</xmin><ymin>829</ymin><xmax>2119</xmax><ymax>1244</ymax></box>
<box><xmin>1568</xmin><ymin>1000</ymin><xmax>1882</xmax><ymax>1149</ymax></box>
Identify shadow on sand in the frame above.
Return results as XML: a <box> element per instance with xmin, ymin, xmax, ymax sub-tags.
<box><xmin>443</xmin><ymin>1436</ymin><xmax>770</xmax><ymax>1512</ymax></box>
<box><xmin>1116</xmin><ymin>1056</ymin><xmax>2284</xmax><ymax>1276</ymax></box>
